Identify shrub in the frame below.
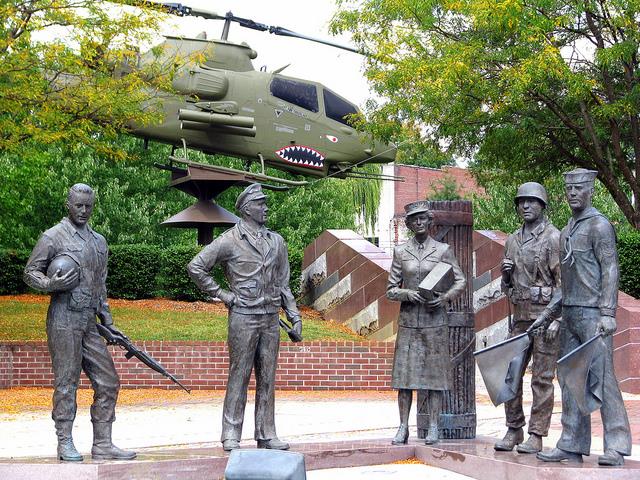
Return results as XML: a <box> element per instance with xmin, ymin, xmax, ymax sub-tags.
<box><xmin>0</xmin><ymin>249</ymin><xmax>30</xmax><ymax>294</ymax></box>
<box><xmin>155</xmin><ymin>244</ymin><xmax>214</xmax><ymax>301</ymax></box>
<box><xmin>618</xmin><ymin>232</ymin><xmax>640</xmax><ymax>299</ymax></box>
<box><xmin>106</xmin><ymin>244</ymin><xmax>162</xmax><ymax>299</ymax></box>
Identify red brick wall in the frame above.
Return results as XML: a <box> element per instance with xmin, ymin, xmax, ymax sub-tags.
<box><xmin>393</xmin><ymin>165</ymin><xmax>483</xmax><ymax>217</ymax></box>
<box><xmin>0</xmin><ymin>341</ymin><xmax>394</xmax><ymax>391</ymax></box>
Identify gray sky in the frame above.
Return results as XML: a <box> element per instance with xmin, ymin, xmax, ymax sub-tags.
<box><xmin>161</xmin><ymin>1</ymin><xmax>372</xmax><ymax>108</ymax></box>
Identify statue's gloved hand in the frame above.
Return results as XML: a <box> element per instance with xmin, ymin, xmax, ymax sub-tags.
<box><xmin>291</xmin><ymin>317</ymin><xmax>302</xmax><ymax>337</ymax></box>
<box><xmin>501</xmin><ymin>258</ymin><xmax>514</xmax><ymax>284</ymax></box>
<box><xmin>598</xmin><ymin>315</ymin><xmax>617</xmax><ymax>336</ymax></box>
<box><xmin>406</xmin><ymin>290</ymin><xmax>427</xmax><ymax>304</ymax></box>
<box><xmin>545</xmin><ymin>319</ymin><xmax>561</xmax><ymax>341</ymax></box>
<box><xmin>102</xmin><ymin>324</ymin><xmax>128</xmax><ymax>344</ymax></box>
<box><xmin>218</xmin><ymin>290</ymin><xmax>236</xmax><ymax>308</ymax></box>
<box><xmin>528</xmin><ymin>312</ymin><xmax>549</xmax><ymax>336</ymax></box>
<box><xmin>47</xmin><ymin>268</ymin><xmax>79</xmax><ymax>292</ymax></box>
<box><xmin>425</xmin><ymin>292</ymin><xmax>447</xmax><ymax>311</ymax></box>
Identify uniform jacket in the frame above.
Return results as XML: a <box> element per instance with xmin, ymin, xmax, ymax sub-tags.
<box><xmin>187</xmin><ymin>220</ymin><xmax>300</xmax><ymax>320</ymax></box>
<box><xmin>23</xmin><ymin>217</ymin><xmax>113</xmax><ymax>325</ymax></box>
<box><xmin>387</xmin><ymin>236</ymin><xmax>466</xmax><ymax>328</ymax></box>
<box><xmin>502</xmin><ymin>218</ymin><xmax>561</xmax><ymax>321</ymax></box>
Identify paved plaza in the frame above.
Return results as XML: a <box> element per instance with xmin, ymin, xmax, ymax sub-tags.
<box><xmin>1</xmin><ymin>371</ymin><xmax>638</xmax><ymax>478</ymax></box>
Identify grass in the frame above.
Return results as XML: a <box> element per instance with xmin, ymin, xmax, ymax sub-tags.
<box><xmin>0</xmin><ymin>295</ymin><xmax>363</xmax><ymax>342</ymax></box>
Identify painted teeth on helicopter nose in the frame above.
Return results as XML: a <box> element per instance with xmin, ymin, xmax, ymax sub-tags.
<box><xmin>275</xmin><ymin>145</ymin><xmax>325</xmax><ymax>169</ymax></box>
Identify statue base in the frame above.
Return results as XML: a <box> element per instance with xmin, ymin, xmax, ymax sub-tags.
<box><xmin>1</xmin><ymin>437</ymin><xmax>637</xmax><ymax>479</ymax></box>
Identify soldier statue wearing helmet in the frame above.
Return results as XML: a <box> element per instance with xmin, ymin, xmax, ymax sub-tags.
<box><xmin>24</xmin><ymin>184</ymin><xmax>135</xmax><ymax>462</ymax></box>
<box><xmin>494</xmin><ymin>182</ymin><xmax>562</xmax><ymax>454</ymax></box>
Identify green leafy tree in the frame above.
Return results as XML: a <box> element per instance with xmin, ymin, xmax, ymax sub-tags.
<box><xmin>1</xmin><ymin>1</ymin><xmax>171</xmax><ymax>157</ymax></box>
<box><xmin>332</xmin><ymin>0</ymin><xmax>640</xmax><ymax>228</ymax></box>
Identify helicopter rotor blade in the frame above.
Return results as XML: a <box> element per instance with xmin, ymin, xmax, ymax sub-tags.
<box><xmin>147</xmin><ymin>2</ymin><xmax>361</xmax><ymax>54</ymax></box>
<box><xmin>266</xmin><ymin>27</ymin><xmax>360</xmax><ymax>54</ymax></box>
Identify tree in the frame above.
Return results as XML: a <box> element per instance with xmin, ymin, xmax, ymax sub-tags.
<box><xmin>1</xmin><ymin>1</ymin><xmax>171</xmax><ymax>157</ymax></box>
<box><xmin>332</xmin><ymin>0</ymin><xmax>640</xmax><ymax>228</ymax></box>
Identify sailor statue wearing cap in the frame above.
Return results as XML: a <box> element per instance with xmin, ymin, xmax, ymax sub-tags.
<box><xmin>534</xmin><ymin>169</ymin><xmax>631</xmax><ymax>466</ymax></box>
<box><xmin>386</xmin><ymin>200</ymin><xmax>466</xmax><ymax>446</ymax></box>
<box><xmin>188</xmin><ymin>183</ymin><xmax>302</xmax><ymax>452</ymax></box>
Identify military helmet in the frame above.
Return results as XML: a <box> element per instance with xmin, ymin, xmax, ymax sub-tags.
<box><xmin>514</xmin><ymin>182</ymin><xmax>548</xmax><ymax>207</ymax></box>
<box><xmin>46</xmin><ymin>254</ymin><xmax>80</xmax><ymax>290</ymax></box>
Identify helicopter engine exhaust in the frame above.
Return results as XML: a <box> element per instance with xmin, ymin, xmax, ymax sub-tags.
<box><xmin>178</xmin><ymin>109</ymin><xmax>254</xmax><ymax>129</ymax></box>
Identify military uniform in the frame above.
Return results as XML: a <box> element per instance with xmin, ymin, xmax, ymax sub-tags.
<box><xmin>502</xmin><ymin>218</ymin><xmax>561</xmax><ymax>438</ymax></box>
<box><xmin>24</xmin><ymin>217</ymin><xmax>119</xmax><ymax>426</ymax></box>
<box><xmin>188</xmin><ymin>213</ymin><xmax>300</xmax><ymax>444</ymax></box>
<box><xmin>387</xmin><ymin>236</ymin><xmax>466</xmax><ymax>390</ymax></box>
<box><xmin>544</xmin><ymin>206</ymin><xmax>631</xmax><ymax>457</ymax></box>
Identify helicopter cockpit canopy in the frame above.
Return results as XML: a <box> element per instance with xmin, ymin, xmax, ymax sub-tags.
<box><xmin>269</xmin><ymin>76</ymin><xmax>359</xmax><ymax>127</ymax></box>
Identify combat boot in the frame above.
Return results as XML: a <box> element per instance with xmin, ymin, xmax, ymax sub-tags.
<box><xmin>91</xmin><ymin>422</ymin><xmax>136</xmax><ymax>460</ymax></box>
<box><xmin>55</xmin><ymin>421</ymin><xmax>83</xmax><ymax>462</ymax></box>
<box><xmin>494</xmin><ymin>427</ymin><xmax>524</xmax><ymax>451</ymax></box>
<box><xmin>516</xmin><ymin>433</ymin><xmax>542</xmax><ymax>454</ymax></box>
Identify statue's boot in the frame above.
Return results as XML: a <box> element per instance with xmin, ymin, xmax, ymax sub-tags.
<box><xmin>257</xmin><ymin>438</ymin><xmax>290</xmax><ymax>450</ymax></box>
<box><xmin>494</xmin><ymin>427</ymin><xmax>524</xmax><ymax>451</ymax></box>
<box><xmin>91</xmin><ymin>422</ymin><xmax>137</xmax><ymax>460</ymax></box>
<box><xmin>55</xmin><ymin>421</ymin><xmax>83</xmax><ymax>462</ymax></box>
<box><xmin>598</xmin><ymin>449</ymin><xmax>624</xmax><ymax>466</ymax></box>
<box><xmin>222</xmin><ymin>439</ymin><xmax>240</xmax><ymax>451</ymax></box>
<box><xmin>391</xmin><ymin>424</ymin><xmax>409</xmax><ymax>445</ymax></box>
<box><xmin>516</xmin><ymin>433</ymin><xmax>542</xmax><ymax>454</ymax></box>
<box><xmin>424</xmin><ymin>391</ymin><xmax>441</xmax><ymax>445</ymax></box>
<box><xmin>536</xmin><ymin>447</ymin><xmax>583</xmax><ymax>463</ymax></box>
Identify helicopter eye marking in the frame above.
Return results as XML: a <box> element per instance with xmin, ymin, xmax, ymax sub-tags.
<box><xmin>325</xmin><ymin>135</ymin><xmax>338</xmax><ymax>143</ymax></box>
<box><xmin>275</xmin><ymin>145</ymin><xmax>325</xmax><ymax>169</ymax></box>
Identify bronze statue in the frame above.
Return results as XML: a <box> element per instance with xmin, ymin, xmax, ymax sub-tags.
<box><xmin>386</xmin><ymin>201</ymin><xmax>466</xmax><ymax>445</ymax></box>
<box><xmin>494</xmin><ymin>182</ymin><xmax>561</xmax><ymax>454</ymax></box>
<box><xmin>188</xmin><ymin>183</ymin><xmax>302</xmax><ymax>452</ymax></box>
<box><xmin>534</xmin><ymin>169</ymin><xmax>632</xmax><ymax>466</ymax></box>
<box><xmin>23</xmin><ymin>184</ymin><xmax>136</xmax><ymax>462</ymax></box>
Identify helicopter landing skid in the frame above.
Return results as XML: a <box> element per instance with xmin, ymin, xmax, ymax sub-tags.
<box><xmin>166</xmin><ymin>156</ymin><xmax>308</xmax><ymax>191</ymax></box>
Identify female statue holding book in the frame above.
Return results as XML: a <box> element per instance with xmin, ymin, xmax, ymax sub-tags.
<box><xmin>386</xmin><ymin>200</ymin><xmax>466</xmax><ymax>445</ymax></box>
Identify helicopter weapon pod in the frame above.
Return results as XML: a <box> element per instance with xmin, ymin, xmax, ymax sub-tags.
<box><xmin>178</xmin><ymin>110</ymin><xmax>254</xmax><ymax>129</ymax></box>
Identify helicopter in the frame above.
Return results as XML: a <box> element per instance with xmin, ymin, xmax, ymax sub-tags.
<box><xmin>128</xmin><ymin>2</ymin><xmax>398</xmax><ymax>186</ymax></box>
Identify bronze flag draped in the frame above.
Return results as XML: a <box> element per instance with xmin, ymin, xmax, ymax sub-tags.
<box><xmin>474</xmin><ymin>333</ymin><xmax>531</xmax><ymax>406</ymax></box>
<box><xmin>557</xmin><ymin>333</ymin><xmax>605</xmax><ymax>416</ymax></box>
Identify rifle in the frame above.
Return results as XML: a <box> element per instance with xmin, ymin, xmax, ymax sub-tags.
<box><xmin>96</xmin><ymin>323</ymin><xmax>191</xmax><ymax>394</ymax></box>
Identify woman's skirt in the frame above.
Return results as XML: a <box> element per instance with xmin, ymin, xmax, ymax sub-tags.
<box><xmin>391</xmin><ymin>324</ymin><xmax>452</xmax><ymax>390</ymax></box>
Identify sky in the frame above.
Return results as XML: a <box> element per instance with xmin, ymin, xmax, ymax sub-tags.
<box><xmin>158</xmin><ymin>0</ymin><xmax>372</xmax><ymax>108</ymax></box>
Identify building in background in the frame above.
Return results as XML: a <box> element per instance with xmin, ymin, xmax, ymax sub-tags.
<box><xmin>368</xmin><ymin>164</ymin><xmax>483</xmax><ymax>253</ymax></box>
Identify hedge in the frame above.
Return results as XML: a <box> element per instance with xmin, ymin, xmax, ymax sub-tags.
<box><xmin>1</xmin><ymin>244</ymin><xmax>232</xmax><ymax>301</ymax></box>
<box><xmin>0</xmin><ymin>249</ymin><xmax>30</xmax><ymax>295</ymax></box>
<box><xmin>618</xmin><ymin>232</ymin><xmax>640</xmax><ymax>299</ymax></box>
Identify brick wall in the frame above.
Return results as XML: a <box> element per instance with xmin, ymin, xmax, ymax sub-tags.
<box><xmin>0</xmin><ymin>341</ymin><xmax>394</xmax><ymax>391</ymax></box>
<box><xmin>393</xmin><ymin>165</ymin><xmax>483</xmax><ymax>217</ymax></box>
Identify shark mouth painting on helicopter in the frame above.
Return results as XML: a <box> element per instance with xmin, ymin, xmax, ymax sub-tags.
<box><xmin>275</xmin><ymin>145</ymin><xmax>325</xmax><ymax>169</ymax></box>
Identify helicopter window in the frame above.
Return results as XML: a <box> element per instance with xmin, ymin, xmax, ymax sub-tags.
<box><xmin>270</xmin><ymin>77</ymin><xmax>319</xmax><ymax>113</ymax></box>
<box><xmin>323</xmin><ymin>89</ymin><xmax>358</xmax><ymax>127</ymax></box>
